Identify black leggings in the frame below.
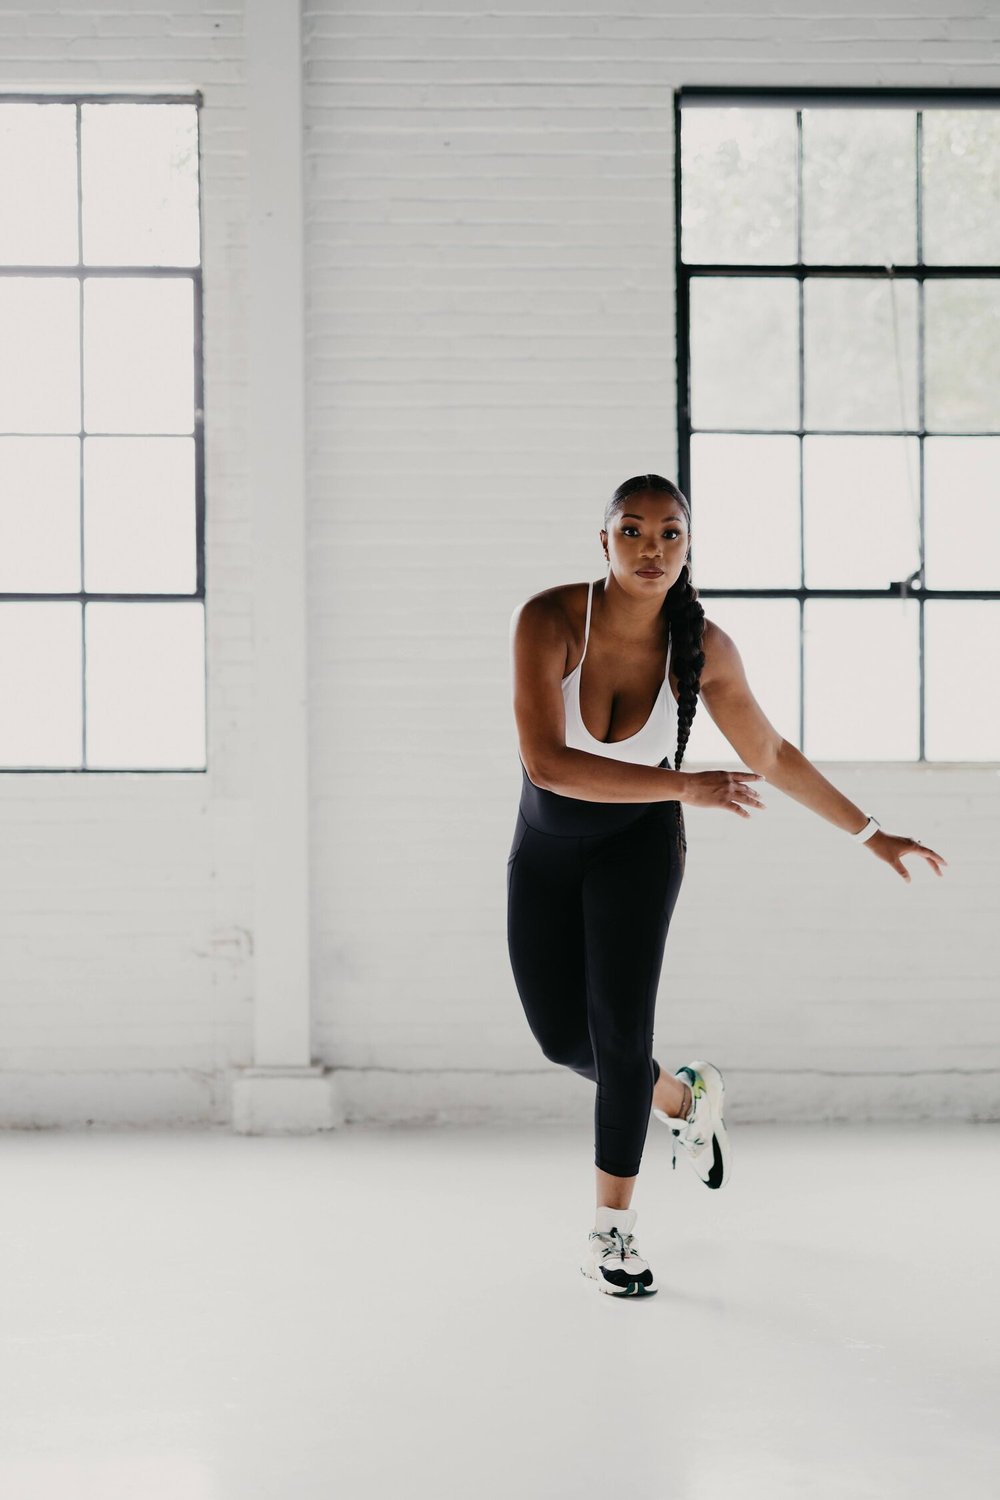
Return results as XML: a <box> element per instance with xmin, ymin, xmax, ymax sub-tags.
<box><xmin>506</xmin><ymin>761</ymin><xmax>686</xmax><ymax>1178</ymax></box>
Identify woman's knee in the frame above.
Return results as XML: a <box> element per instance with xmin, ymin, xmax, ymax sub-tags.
<box><xmin>537</xmin><ymin>1030</ymin><xmax>594</xmax><ymax>1077</ymax></box>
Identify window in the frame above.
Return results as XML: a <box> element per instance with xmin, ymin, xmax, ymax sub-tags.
<box><xmin>676</xmin><ymin>86</ymin><xmax>1000</xmax><ymax>763</ymax></box>
<box><xmin>0</xmin><ymin>92</ymin><xmax>205</xmax><ymax>772</ymax></box>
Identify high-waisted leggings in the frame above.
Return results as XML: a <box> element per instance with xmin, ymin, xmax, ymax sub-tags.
<box><xmin>506</xmin><ymin>761</ymin><xmax>686</xmax><ymax>1179</ymax></box>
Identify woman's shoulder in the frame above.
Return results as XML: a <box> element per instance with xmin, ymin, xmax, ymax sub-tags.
<box><xmin>509</xmin><ymin>580</ymin><xmax>591</xmax><ymax>627</ymax></box>
<box><xmin>509</xmin><ymin>583</ymin><xmax>592</xmax><ymax>676</ymax></box>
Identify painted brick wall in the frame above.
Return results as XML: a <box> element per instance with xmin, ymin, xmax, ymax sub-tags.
<box><xmin>0</xmin><ymin>2</ymin><xmax>254</xmax><ymax>1125</ymax></box>
<box><xmin>0</xmin><ymin>0</ymin><xmax>996</xmax><ymax>1127</ymax></box>
<box><xmin>302</xmin><ymin>0</ymin><xmax>1000</xmax><ymax>1125</ymax></box>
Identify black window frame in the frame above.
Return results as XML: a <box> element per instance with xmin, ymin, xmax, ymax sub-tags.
<box><xmin>0</xmin><ymin>89</ymin><xmax>205</xmax><ymax>774</ymax></box>
<box><xmin>674</xmin><ymin>84</ymin><xmax>1000</xmax><ymax>763</ymax></box>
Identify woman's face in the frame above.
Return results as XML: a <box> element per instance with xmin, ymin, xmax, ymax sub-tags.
<box><xmin>601</xmin><ymin>493</ymin><xmax>690</xmax><ymax>594</ymax></box>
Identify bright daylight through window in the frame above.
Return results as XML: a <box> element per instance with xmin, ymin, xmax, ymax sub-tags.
<box><xmin>0</xmin><ymin>95</ymin><xmax>205</xmax><ymax>771</ymax></box>
<box><xmin>676</xmin><ymin>88</ymin><xmax>1000</xmax><ymax>764</ymax></box>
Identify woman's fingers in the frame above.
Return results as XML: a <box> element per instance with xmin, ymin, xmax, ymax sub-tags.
<box><xmin>909</xmin><ymin>843</ymin><xmax>948</xmax><ymax>877</ymax></box>
<box><xmin>687</xmin><ymin>769</ymin><xmax>766</xmax><ymax>814</ymax></box>
<box><xmin>879</xmin><ymin>835</ymin><xmax>949</xmax><ymax>881</ymax></box>
<box><xmin>731</xmin><ymin>775</ymin><xmax>766</xmax><ymax>811</ymax></box>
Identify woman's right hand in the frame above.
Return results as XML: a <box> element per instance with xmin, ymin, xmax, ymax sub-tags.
<box><xmin>678</xmin><ymin>770</ymin><xmax>766</xmax><ymax>818</ymax></box>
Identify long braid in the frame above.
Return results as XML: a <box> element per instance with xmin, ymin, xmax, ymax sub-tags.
<box><xmin>604</xmin><ymin>473</ymin><xmax>705</xmax><ymax>771</ymax></box>
<box><xmin>666</xmin><ymin>563</ymin><xmax>705</xmax><ymax>771</ymax></box>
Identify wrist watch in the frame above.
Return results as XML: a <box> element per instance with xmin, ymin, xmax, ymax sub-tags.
<box><xmin>850</xmin><ymin>816</ymin><xmax>881</xmax><ymax>843</ymax></box>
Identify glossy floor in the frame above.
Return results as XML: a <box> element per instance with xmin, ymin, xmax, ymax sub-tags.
<box><xmin>2</xmin><ymin>1121</ymin><xmax>998</xmax><ymax>1499</ymax></box>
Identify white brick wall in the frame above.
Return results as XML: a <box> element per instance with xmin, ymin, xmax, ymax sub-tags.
<box><xmin>302</xmin><ymin>0</ymin><xmax>1000</xmax><ymax>1127</ymax></box>
<box><xmin>0</xmin><ymin>0</ymin><xmax>996</xmax><ymax>1127</ymax></box>
<box><xmin>0</xmin><ymin>3</ymin><xmax>254</xmax><ymax>1126</ymax></box>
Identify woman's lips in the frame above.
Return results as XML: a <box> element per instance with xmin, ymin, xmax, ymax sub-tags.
<box><xmin>636</xmin><ymin>569</ymin><xmax>663</xmax><ymax>577</ymax></box>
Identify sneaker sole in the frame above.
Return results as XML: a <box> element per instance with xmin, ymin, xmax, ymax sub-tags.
<box><xmin>691</xmin><ymin>1059</ymin><xmax>731</xmax><ymax>1188</ymax></box>
<box><xmin>580</xmin><ymin>1265</ymin><xmax>659</xmax><ymax>1296</ymax></box>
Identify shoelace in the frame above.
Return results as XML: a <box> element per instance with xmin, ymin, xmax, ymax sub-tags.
<box><xmin>590</xmin><ymin>1227</ymin><xmax>642</xmax><ymax>1265</ymax></box>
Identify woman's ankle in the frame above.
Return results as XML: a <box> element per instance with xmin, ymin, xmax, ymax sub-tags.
<box><xmin>654</xmin><ymin>1075</ymin><xmax>691</xmax><ymax>1119</ymax></box>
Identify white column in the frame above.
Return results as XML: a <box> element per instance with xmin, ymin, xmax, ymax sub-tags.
<box><xmin>233</xmin><ymin>0</ymin><xmax>340</xmax><ymax>1132</ymax></box>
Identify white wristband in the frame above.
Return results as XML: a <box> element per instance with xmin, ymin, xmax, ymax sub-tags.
<box><xmin>850</xmin><ymin>816</ymin><xmax>880</xmax><ymax>843</ymax></box>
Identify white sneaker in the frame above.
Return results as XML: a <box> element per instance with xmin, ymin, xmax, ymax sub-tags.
<box><xmin>580</xmin><ymin>1205</ymin><xmax>658</xmax><ymax>1296</ymax></box>
<box><xmin>652</xmin><ymin>1060</ymin><xmax>731</xmax><ymax>1189</ymax></box>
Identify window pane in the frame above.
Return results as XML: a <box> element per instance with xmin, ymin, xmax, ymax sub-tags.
<box><xmin>0</xmin><ymin>102</ymin><xmax>78</xmax><ymax>266</ymax></box>
<box><xmin>801</xmin><ymin>108</ymin><xmax>916</xmax><ymax>265</ymax></box>
<box><xmin>83</xmin><ymin>278</ymin><xmax>194</xmax><ymax>435</ymax></box>
<box><xmin>81</xmin><ymin>103</ymin><xmax>200</xmax><ymax>268</ymax></box>
<box><xmin>803</xmin><ymin>435</ymin><xmax>921</xmax><ymax>588</ymax></box>
<box><xmin>85</xmin><ymin>602</ymin><xmax>206</xmax><ymax>769</ymax></box>
<box><xmin>925</xmin><ymin>601</ymin><xmax>999</xmax><ymax>760</ymax></box>
<box><xmin>680</xmin><ymin>107</ymin><xmax>797</xmax><ymax>265</ymax></box>
<box><xmin>83</xmin><ymin>437</ymin><xmax>196</xmax><ymax>594</ymax></box>
<box><xmin>924</xmin><ymin>437</ymin><xmax>1000</xmax><ymax>590</ymax></box>
<box><xmin>923</xmin><ymin>110</ymin><xmax>1000</xmax><ymax>265</ymax></box>
<box><xmin>690</xmin><ymin>433</ymin><xmax>800</xmax><ymax>587</ymax></box>
<box><xmin>690</xmin><ymin>277</ymin><xmax>798</xmax><ymax>430</ymax></box>
<box><xmin>804</xmin><ymin>599</ymin><xmax>918</xmax><ymax>759</ymax></box>
<box><xmin>0</xmin><ymin>277</ymin><xmax>80</xmax><ymax>433</ymax></box>
<box><xmin>804</xmin><ymin>277</ymin><xmax>918</xmax><ymax>432</ymax></box>
<box><xmin>685</xmin><ymin>598</ymin><xmax>800</xmax><ymax>764</ymax></box>
<box><xmin>0</xmin><ymin>437</ymin><xmax>80</xmax><ymax>591</ymax></box>
<box><xmin>925</xmin><ymin>280</ymin><xmax>1000</xmax><ymax>433</ymax></box>
<box><xmin>0</xmin><ymin>602</ymin><xmax>82</xmax><ymax>767</ymax></box>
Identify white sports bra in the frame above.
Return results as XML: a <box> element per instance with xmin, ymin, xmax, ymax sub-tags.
<box><xmin>561</xmin><ymin>577</ymin><xmax>678</xmax><ymax>766</ymax></box>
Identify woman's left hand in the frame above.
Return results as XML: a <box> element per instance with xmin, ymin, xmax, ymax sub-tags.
<box><xmin>867</xmin><ymin>830</ymin><xmax>948</xmax><ymax>883</ymax></box>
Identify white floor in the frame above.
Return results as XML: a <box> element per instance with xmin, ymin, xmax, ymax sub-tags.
<box><xmin>1</xmin><ymin>1120</ymin><xmax>998</xmax><ymax>1500</ymax></box>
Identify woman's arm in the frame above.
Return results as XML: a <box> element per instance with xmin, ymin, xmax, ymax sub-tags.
<box><xmin>762</xmin><ymin>738</ymin><xmax>877</xmax><ymax>835</ymax></box>
<box><xmin>701</xmin><ymin>620</ymin><xmax>948</xmax><ymax>883</ymax></box>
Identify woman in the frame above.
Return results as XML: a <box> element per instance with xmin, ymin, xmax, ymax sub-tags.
<box><xmin>506</xmin><ymin>473</ymin><xmax>948</xmax><ymax>1299</ymax></box>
